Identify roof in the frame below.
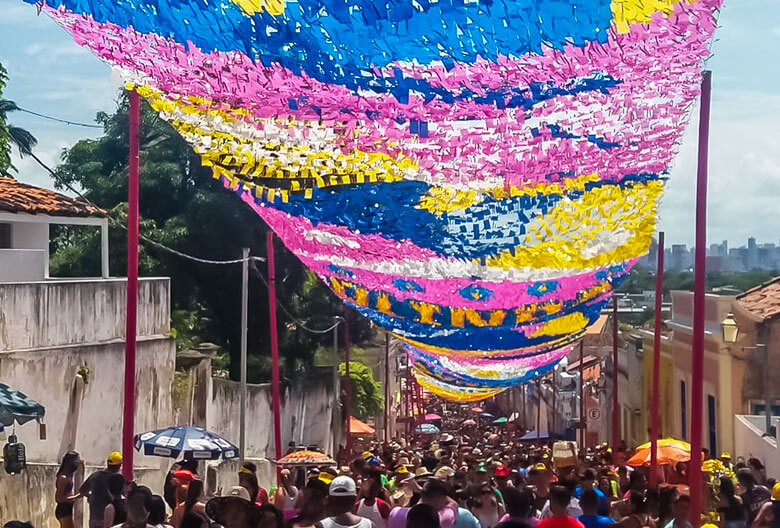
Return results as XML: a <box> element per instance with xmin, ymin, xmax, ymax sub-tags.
<box><xmin>736</xmin><ymin>276</ymin><xmax>780</xmax><ymax>322</ymax></box>
<box><xmin>586</xmin><ymin>314</ymin><xmax>609</xmax><ymax>335</ymax></box>
<box><xmin>0</xmin><ymin>177</ymin><xmax>104</xmax><ymax>218</ymax></box>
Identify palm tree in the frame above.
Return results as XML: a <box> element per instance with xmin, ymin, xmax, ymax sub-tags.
<box><xmin>0</xmin><ymin>98</ymin><xmax>38</xmax><ymax>177</ymax></box>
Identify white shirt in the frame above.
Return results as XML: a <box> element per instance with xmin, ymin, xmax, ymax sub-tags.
<box><xmin>539</xmin><ymin>498</ymin><xmax>583</xmax><ymax>519</ymax></box>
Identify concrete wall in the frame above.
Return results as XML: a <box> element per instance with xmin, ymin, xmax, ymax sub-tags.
<box><xmin>0</xmin><ymin>249</ymin><xmax>47</xmax><ymax>282</ymax></box>
<box><xmin>734</xmin><ymin>415</ymin><xmax>779</xmax><ymax>477</ymax></box>
<box><xmin>0</xmin><ymin>278</ymin><xmax>175</xmax><ymax>465</ymax></box>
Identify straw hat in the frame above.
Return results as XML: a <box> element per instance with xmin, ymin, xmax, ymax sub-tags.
<box><xmin>205</xmin><ymin>487</ymin><xmax>259</xmax><ymax>525</ymax></box>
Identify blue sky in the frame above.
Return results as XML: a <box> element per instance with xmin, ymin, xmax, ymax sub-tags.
<box><xmin>1</xmin><ymin>0</ymin><xmax>779</xmax><ymax>247</ymax></box>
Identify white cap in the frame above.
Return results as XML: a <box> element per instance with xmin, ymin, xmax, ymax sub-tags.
<box><xmin>329</xmin><ymin>475</ymin><xmax>357</xmax><ymax>497</ymax></box>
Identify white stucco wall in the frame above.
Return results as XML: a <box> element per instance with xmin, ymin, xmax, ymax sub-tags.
<box><xmin>0</xmin><ymin>249</ymin><xmax>47</xmax><ymax>282</ymax></box>
<box><xmin>0</xmin><ymin>278</ymin><xmax>175</xmax><ymax>465</ymax></box>
<box><xmin>734</xmin><ymin>415</ymin><xmax>779</xmax><ymax>477</ymax></box>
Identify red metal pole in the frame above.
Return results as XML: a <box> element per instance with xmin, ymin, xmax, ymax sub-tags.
<box><xmin>551</xmin><ymin>369</ymin><xmax>557</xmax><ymax>437</ymax></box>
<box><xmin>122</xmin><ymin>90</ymin><xmax>140</xmax><ymax>482</ymax></box>
<box><xmin>267</xmin><ymin>232</ymin><xmax>282</xmax><ymax>482</ymax></box>
<box><xmin>612</xmin><ymin>295</ymin><xmax>619</xmax><ymax>452</ymax></box>
<box><xmin>384</xmin><ymin>333</ymin><xmax>390</xmax><ymax>443</ymax></box>
<box><xmin>579</xmin><ymin>341</ymin><xmax>585</xmax><ymax>450</ymax></box>
<box><xmin>344</xmin><ymin>305</ymin><xmax>352</xmax><ymax>458</ymax></box>
<box><xmin>650</xmin><ymin>232</ymin><xmax>665</xmax><ymax>487</ymax></box>
<box><xmin>689</xmin><ymin>70</ymin><xmax>711</xmax><ymax>526</ymax></box>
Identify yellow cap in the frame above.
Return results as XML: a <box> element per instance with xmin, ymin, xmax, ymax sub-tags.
<box><xmin>362</xmin><ymin>451</ymin><xmax>372</xmax><ymax>460</ymax></box>
<box><xmin>771</xmin><ymin>482</ymin><xmax>780</xmax><ymax>501</ymax></box>
<box><xmin>396</xmin><ymin>466</ymin><xmax>409</xmax><ymax>474</ymax></box>
<box><xmin>606</xmin><ymin>448</ymin><xmax>613</xmax><ymax>454</ymax></box>
<box><xmin>534</xmin><ymin>463</ymin><xmax>547</xmax><ymax>471</ymax></box>
<box><xmin>720</xmin><ymin>452</ymin><xmax>731</xmax><ymax>459</ymax></box>
<box><xmin>319</xmin><ymin>471</ymin><xmax>336</xmax><ymax>485</ymax></box>
<box><xmin>107</xmin><ymin>451</ymin><xmax>123</xmax><ymax>465</ymax></box>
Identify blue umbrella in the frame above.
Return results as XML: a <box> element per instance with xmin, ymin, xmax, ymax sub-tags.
<box><xmin>134</xmin><ymin>426</ymin><xmax>238</xmax><ymax>460</ymax></box>
<box><xmin>415</xmin><ymin>423</ymin><xmax>440</xmax><ymax>434</ymax></box>
<box><xmin>0</xmin><ymin>384</ymin><xmax>45</xmax><ymax>427</ymax></box>
<box><xmin>479</xmin><ymin>412</ymin><xmax>494</xmax><ymax>419</ymax></box>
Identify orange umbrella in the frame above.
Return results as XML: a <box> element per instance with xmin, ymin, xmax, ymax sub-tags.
<box><xmin>349</xmin><ymin>416</ymin><xmax>375</xmax><ymax>435</ymax></box>
<box><xmin>627</xmin><ymin>444</ymin><xmax>690</xmax><ymax>467</ymax></box>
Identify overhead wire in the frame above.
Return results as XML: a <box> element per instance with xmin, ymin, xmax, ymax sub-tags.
<box><xmin>15</xmin><ymin>106</ymin><xmax>104</xmax><ymax>129</ymax></box>
<box><xmin>27</xmin><ymin>149</ymin><xmax>348</xmax><ymax>334</ymax></box>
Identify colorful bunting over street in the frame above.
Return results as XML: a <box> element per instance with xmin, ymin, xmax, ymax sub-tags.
<box><xmin>23</xmin><ymin>0</ymin><xmax>721</xmax><ymax>400</ymax></box>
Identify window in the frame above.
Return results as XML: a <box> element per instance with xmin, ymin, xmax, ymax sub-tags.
<box><xmin>680</xmin><ymin>380</ymin><xmax>687</xmax><ymax>440</ymax></box>
<box><xmin>708</xmin><ymin>395</ymin><xmax>717</xmax><ymax>456</ymax></box>
<box><xmin>0</xmin><ymin>223</ymin><xmax>10</xmax><ymax>248</ymax></box>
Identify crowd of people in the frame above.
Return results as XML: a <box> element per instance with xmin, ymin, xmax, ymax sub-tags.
<box><xmin>7</xmin><ymin>408</ymin><xmax>779</xmax><ymax>528</ymax></box>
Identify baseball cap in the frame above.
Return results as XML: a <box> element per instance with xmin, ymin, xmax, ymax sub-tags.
<box><xmin>476</xmin><ymin>463</ymin><xmax>487</xmax><ymax>473</ymax></box>
<box><xmin>534</xmin><ymin>462</ymin><xmax>547</xmax><ymax>471</ymax></box>
<box><xmin>173</xmin><ymin>469</ymin><xmax>195</xmax><ymax>483</ymax></box>
<box><xmin>720</xmin><ymin>452</ymin><xmax>731</xmax><ymax>459</ymax></box>
<box><xmin>396</xmin><ymin>466</ymin><xmax>409</xmax><ymax>475</ymax></box>
<box><xmin>329</xmin><ymin>475</ymin><xmax>357</xmax><ymax>497</ymax></box>
<box><xmin>319</xmin><ymin>469</ymin><xmax>337</xmax><ymax>485</ymax></box>
<box><xmin>494</xmin><ymin>464</ymin><xmax>510</xmax><ymax>477</ymax></box>
<box><xmin>362</xmin><ymin>451</ymin><xmax>373</xmax><ymax>460</ymax></box>
<box><xmin>107</xmin><ymin>452</ymin><xmax>123</xmax><ymax>465</ymax></box>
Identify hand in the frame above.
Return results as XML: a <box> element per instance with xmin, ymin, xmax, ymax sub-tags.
<box><xmin>401</xmin><ymin>477</ymin><xmax>422</xmax><ymax>494</ymax></box>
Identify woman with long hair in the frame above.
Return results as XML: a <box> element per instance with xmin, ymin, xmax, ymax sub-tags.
<box><xmin>55</xmin><ymin>451</ymin><xmax>82</xmax><ymax>528</ymax></box>
<box><xmin>717</xmin><ymin>476</ymin><xmax>746</xmax><ymax>528</ymax></box>
<box><xmin>172</xmin><ymin>479</ymin><xmax>206</xmax><ymax>528</ymax></box>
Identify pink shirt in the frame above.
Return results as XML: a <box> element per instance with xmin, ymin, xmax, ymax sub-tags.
<box><xmin>387</xmin><ymin>505</ymin><xmax>456</xmax><ymax>528</ymax></box>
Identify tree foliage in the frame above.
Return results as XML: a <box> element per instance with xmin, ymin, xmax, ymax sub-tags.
<box><xmin>0</xmin><ymin>63</ymin><xmax>38</xmax><ymax>176</ymax></box>
<box><xmin>338</xmin><ymin>359</ymin><xmax>383</xmax><ymax>420</ymax></box>
<box><xmin>50</xmin><ymin>90</ymin><xmax>374</xmax><ymax>382</ymax></box>
<box><xmin>618</xmin><ymin>267</ymin><xmax>778</xmax><ymax>296</ymax></box>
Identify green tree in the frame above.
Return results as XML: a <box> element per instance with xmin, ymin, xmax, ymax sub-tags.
<box><xmin>338</xmin><ymin>359</ymin><xmax>383</xmax><ymax>420</ymax></box>
<box><xmin>50</xmin><ymin>90</ymin><xmax>374</xmax><ymax>381</ymax></box>
<box><xmin>0</xmin><ymin>63</ymin><xmax>38</xmax><ymax>176</ymax></box>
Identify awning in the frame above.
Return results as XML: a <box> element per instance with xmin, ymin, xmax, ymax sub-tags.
<box><xmin>0</xmin><ymin>384</ymin><xmax>45</xmax><ymax>427</ymax></box>
<box><xmin>349</xmin><ymin>416</ymin><xmax>375</xmax><ymax>435</ymax></box>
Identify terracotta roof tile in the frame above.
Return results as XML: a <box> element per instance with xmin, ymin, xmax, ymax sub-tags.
<box><xmin>736</xmin><ymin>276</ymin><xmax>780</xmax><ymax>321</ymax></box>
<box><xmin>0</xmin><ymin>177</ymin><xmax>104</xmax><ymax>218</ymax></box>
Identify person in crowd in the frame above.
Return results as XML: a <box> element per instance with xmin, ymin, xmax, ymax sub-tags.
<box><xmin>497</xmin><ymin>487</ymin><xmax>538</xmax><ymax>528</ymax></box>
<box><xmin>289</xmin><ymin>478</ymin><xmax>330</xmax><ymax>527</ymax></box>
<box><xmin>355</xmin><ymin>472</ymin><xmax>391</xmax><ymax>528</ymax></box>
<box><xmin>739</xmin><ymin>468</ymin><xmax>772</xmax><ymax>527</ymax></box>
<box><xmin>537</xmin><ymin>485</ymin><xmax>585</xmax><ymax>528</ymax></box>
<box><xmin>110</xmin><ymin>486</ymin><xmax>155</xmax><ymax>528</ymax></box>
<box><xmin>540</xmin><ymin>479</ymin><xmax>582</xmax><ymax>519</ymax></box>
<box><xmin>149</xmin><ymin>495</ymin><xmax>173</xmax><ymax>528</ymax></box>
<box><xmin>406</xmin><ymin>503</ymin><xmax>441</xmax><ymax>528</ymax></box>
<box><xmin>103</xmin><ymin>473</ymin><xmax>129</xmax><ymax>528</ymax></box>
<box><xmin>750</xmin><ymin>482</ymin><xmax>780</xmax><ymax>528</ymax></box>
<box><xmin>717</xmin><ymin>476</ymin><xmax>747</xmax><ymax>528</ymax></box>
<box><xmin>207</xmin><ymin>486</ymin><xmax>268</xmax><ymax>528</ymax></box>
<box><xmin>618</xmin><ymin>491</ymin><xmax>654</xmax><ymax>528</ymax></box>
<box><xmin>164</xmin><ymin>460</ymin><xmax>199</xmax><ymax>511</ymax></box>
<box><xmin>240</xmin><ymin>462</ymin><xmax>269</xmax><ymax>504</ymax></box>
<box><xmin>179</xmin><ymin>513</ymin><xmax>209</xmax><ymax>528</ymax></box>
<box><xmin>575</xmin><ymin>470</ymin><xmax>608</xmax><ymax>516</ymax></box>
<box><xmin>388</xmin><ymin>477</ymin><xmax>458</xmax><ymax>528</ymax></box>
<box><xmin>469</xmin><ymin>484</ymin><xmax>503</xmax><ymax>528</ymax></box>
<box><xmin>55</xmin><ymin>451</ymin><xmax>82</xmax><ymax>528</ymax></box>
<box><xmin>315</xmin><ymin>475</ymin><xmax>373</xmax><ymax>528</ymax></box>
<box><xmin>663</xmin><ymin>495</ymin><xmax>692</xmax><ymax>528</ymax></box>
<box><xmin>275</xmin><ymin>469</ymin><xmax>301</xmax><ymax>522</ymax></box>
<box><xmin>80</xmin><ymin>451</ymin><xmax>124</xmax><ymax>528</ymax></box>
<box><xmin>172</xmin><ymin>478</ymin><xmax>206</xmax><ymax>528</ymax></box>
<box><xmin>577</xmin><ymin>489</ymin><xmax>614</xmax><ymax>528</ymax></box>
<box><xmin>656</xmin><ymin>487</ymin><xmax>679</xmax><ymax>528</ymax></box>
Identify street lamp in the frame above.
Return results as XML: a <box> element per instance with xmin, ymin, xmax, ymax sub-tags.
<box><xmin>720</xmin><ymin>312</ymin><xmax>738</xmax><ymax>343</ymax></box>
<box><xmin>720</xmin><ymin>312</ymin><xmax>774</xmax><ymax>437</ymax></box>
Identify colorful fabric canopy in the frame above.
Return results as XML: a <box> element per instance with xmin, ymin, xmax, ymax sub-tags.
<box><xmin>349</xmin><ymin>416</ymin><xmax>375</xmax><ymax>435</ymax></box>
<box><xmin>23</xmin><ymin>0</ymin><xmax>721</xmax><ymax>400</ymax></box>
<box><xmin>276</xmin><ymin>450</ymin><xmax>337</xmax><ymax>467</ymax></box>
